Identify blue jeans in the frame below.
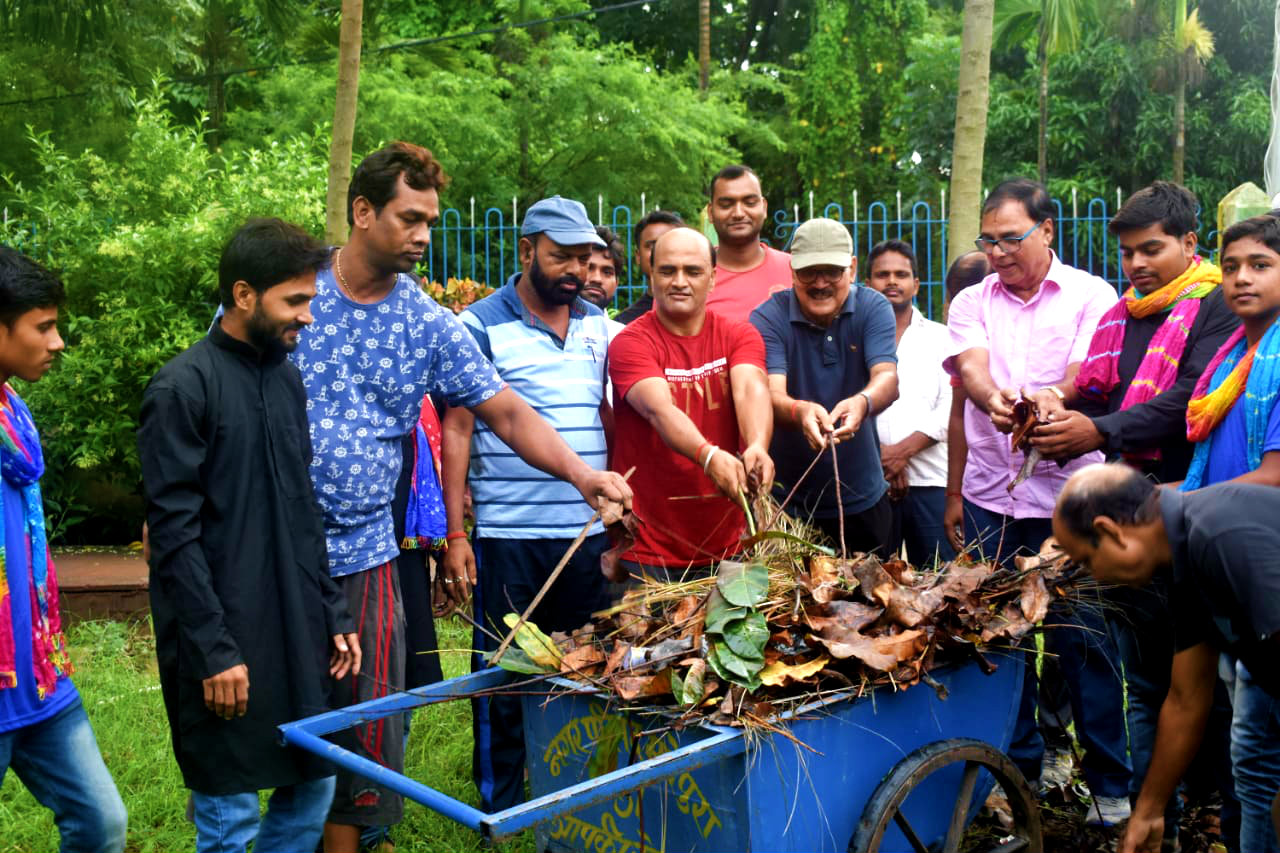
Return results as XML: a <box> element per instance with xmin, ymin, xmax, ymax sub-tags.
<box><xmin>0</xmin><ymin>696</ymin><xmax>127</xmax><ymax>853</ymax></box>
<box><xmin>1111</xmin><ymin>600</ymin><xmax>1240</xmax><ymax>850</ymax></box>
<box><xmin>888</xmin><ymin>486</ymin><xmax>956</xmax><ymax>567</ymax></box>
<box><xmin>1231</xmin><ymin>661</ymin><xmax>1280</xmax><ymax>853</ymax></box>
<box><xmin>963</xmin><ymin>501</ymin><xmax>1131</xmax><ymax>799</ymax></box>
<box><xmin>191</xmin><ymin>775</ymin><xmax>335</xmax><ymax>853</ymax></box>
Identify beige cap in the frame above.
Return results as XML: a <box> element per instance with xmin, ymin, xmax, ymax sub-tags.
<box><xmin>789</xmin><ymin>217</ymin><xmax>853</xmax><ymax>269</ymax></box>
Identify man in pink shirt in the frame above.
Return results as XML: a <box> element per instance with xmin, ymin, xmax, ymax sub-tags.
<box><xmin>706</xmin><ymin>165</ymin><xmax>793</xmax><ymax>322</ymax></box>
<box><xmin>945</xmin><ymin>178</ymin><xmax>1132</xmax><ymax>824</ymax></box>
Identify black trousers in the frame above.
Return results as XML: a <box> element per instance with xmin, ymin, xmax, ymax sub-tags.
<box><xmin>814</xmin><ymin>493</ymin><xmax>893</xmax><ymax>557</ymax></box>
<box><xmin>470</xmin><ymin>534</ymin><xmax>609</xmax><ymax>812</ymax></box>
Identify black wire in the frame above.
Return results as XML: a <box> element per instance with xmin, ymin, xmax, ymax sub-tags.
<box><xmin>0</xmin><ymin>0</ymin><xmax>666</xmax><ymax>110</ymax></box>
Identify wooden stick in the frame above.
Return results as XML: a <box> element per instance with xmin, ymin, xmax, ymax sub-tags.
<box><xmin>490</xmin><ymin>467</ymin><xmax>635</xmax><ymax>664</ymax></box>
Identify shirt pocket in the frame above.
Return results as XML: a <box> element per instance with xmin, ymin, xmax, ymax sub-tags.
<box><xmin>1025</xmin><ymin>322</ymin><xmax>1079</xmax><ymax>386</ymax></box>
<box><xmin>274</xmin><ymin>421</ymin><xmax>315</xmax><ymax>501</ymax></box>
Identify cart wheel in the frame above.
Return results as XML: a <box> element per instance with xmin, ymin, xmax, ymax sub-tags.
<box><xmin>849</xmin><ymin>737</ymin><xmax>1042</xmax><ymax>853</ymax></box>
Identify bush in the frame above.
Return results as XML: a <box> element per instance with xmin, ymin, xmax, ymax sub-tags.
<box><xmin>1</xmin><ymin>94</ymin><xmax>328</xmax><ymax>542</ymax></box>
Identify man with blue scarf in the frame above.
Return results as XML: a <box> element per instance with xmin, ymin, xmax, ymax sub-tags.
<box><xmin>0</xmin><ymin>247</ymin><xmax>127</xmax><ymax>852</ymax></box>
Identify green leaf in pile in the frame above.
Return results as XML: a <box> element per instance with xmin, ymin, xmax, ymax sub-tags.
<box><xmin>722</xmin><ymin>612</ymin><xmax>769</xmax><ymax>661</ymax></box>
<box><xmin>712</xmin><ymin>639</ymin><xmax>763</xmax><ymax>683</ymax></box>
<box><xmin>717</xmin><ymin>560</ymin><xmax>769</xmax><ymax>608</ymax></box>
<box><xmin>705</xmin><ymin>587</ymin><xmax>748</xmax><ymax>633</ymax></box>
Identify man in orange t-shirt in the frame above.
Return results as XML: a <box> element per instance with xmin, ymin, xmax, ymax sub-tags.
<box><xmin>706</xmin><ymin>165</ymin><xmax>792</xmax><ymax>322</ymax></box>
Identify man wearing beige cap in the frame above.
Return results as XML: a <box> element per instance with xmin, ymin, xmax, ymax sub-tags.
<box><xmin>749</xmin><ymin>218</ymin><xmax>899</xmax><ymax>554</ymax></box>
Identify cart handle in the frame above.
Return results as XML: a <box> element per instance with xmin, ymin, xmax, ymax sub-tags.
<box><xmin>278</xmin><ymin>668</ymin><xmax>747</xmax><ymax>840</ymax></box>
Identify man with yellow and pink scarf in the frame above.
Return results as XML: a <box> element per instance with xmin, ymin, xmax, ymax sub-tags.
<box><xmin>1031</xmin><ymin>182</ymin><xmax>1241</xmax><ymax>847</ymax></box>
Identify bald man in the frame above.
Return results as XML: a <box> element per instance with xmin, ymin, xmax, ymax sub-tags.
<box><xmin>608</xmin><ymin>227</ymin><xmax>773</xmax><ymax>578</ymax></box>
<box><xmin>1053</xmin><ymin>464</ymin><xmax>1280</xmax><ymax>853</ymax></box>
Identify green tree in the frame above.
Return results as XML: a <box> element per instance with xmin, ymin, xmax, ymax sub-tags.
<box><xmin>789</xmin><ymin>0</ymin><xmax>927</xmax><ymax>203</ymax></box>
<box><xmin>993</xmin><ymin>0</ymin><xmax>1096</xmax><ymax>184</ymax></box>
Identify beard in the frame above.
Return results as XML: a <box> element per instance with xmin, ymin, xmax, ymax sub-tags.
<box><xmin>247</xmin><ymin>303</ymin><xmax>302</xmax><ymax>354</ymax></box>
<box><xmin>529</xmin><ymin>258</ymin><xmax>584</xmax><ymax>306</ymax></box>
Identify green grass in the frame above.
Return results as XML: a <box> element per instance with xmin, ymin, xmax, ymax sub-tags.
<box><xmin>0</xmin><ymin>618</ymin><xmax>534</xmax><ymax>852</ymax></box>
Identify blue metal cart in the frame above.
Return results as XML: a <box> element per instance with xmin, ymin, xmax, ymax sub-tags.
<box><xmin>280</xmin><ymin>655</ymin><xmax>1040</xmax><ymax>853</ymax></box>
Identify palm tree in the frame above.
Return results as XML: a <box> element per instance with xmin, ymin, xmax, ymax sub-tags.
<box><xmin>325</xmin><ymin>0</ymin><xmax>363</xmax><ymax>245</ymax></box>
<box><xmin>993</xmin><ymin>0</ymin><xmax>1096</xmax><ymax>185</ymax></box>
<box><xmin>1169</xmin><ymin>0</ymin><xmax>1214</xmax><ymax>184</ymax></box>
<box><xmin>699</xmin><ymin>0</ymin><xmax>710</xmax><ymax>91</ymax></box>
<box><xmin>948</xmin><ymin>0</ymin><xmax>996</xmax><ymax>270</ymax></box>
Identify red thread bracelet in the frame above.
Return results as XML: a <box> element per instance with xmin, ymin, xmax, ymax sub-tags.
<box><xmin>445</xmin><ymin>530</ymin><xmax>468</xmax><ymax>541</ymax></box>
<box><xmin>696</xmin><ymin>440</ymin><xmax>712</xmax><ymax>465</ymax></box>
<box><xmin>790</xmin><ymin>399</ymin><xmax>804</xmax><ymax>423</ymax></box>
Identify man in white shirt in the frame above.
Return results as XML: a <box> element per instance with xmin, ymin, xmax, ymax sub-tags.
<box><xmin>866</xmin><ymin>240</ymin><xmax>954</xmax><ymax>565</ymax></box>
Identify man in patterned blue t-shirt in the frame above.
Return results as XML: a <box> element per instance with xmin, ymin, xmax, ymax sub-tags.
<box><xmin>291</xmin><ymin>143</ymin><xmax>633</xmax><ymax>853</ymax></box>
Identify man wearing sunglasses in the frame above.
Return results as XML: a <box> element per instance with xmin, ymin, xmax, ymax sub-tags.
<box><xmin>750</xmin><ymin>217</ymin><xmax>899</xmax><ymax>554</ymax></box>
<box><xmin>944</xmin><ymin>178</ymin><xmax>1131</xmax><ymax>823</ymax></box>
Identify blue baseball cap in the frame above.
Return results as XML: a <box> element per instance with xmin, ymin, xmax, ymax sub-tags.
<box><xmin>520</xmin><ymin>196</ymin><xmax>606</xmax><ymax>247</ymax></box>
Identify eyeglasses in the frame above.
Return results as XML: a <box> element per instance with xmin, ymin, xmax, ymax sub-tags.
<box><xmin>974</xmin><ymin>220</ymin><xmax>1046</xmax><ymax>255</ymax></box>
<box><xmin>794</xmin><ymin>266</ymin><xmax>847</xmax><ymax>284</ymax></box>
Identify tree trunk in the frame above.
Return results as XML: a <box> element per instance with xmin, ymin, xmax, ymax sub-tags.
<box><xmin>1173</xmin><ymin>63</ymin><xmax>1186</xmax><ymax>184</ymax></box>
<box><xmin>1037</xmin><ymin>15</ymin><xmax>1048</xmax><ymax>186</ymax></box>
<box><xmin>699</xmin><ymin>0</ymin><xmax>710</xmax><ymax>90</ymax></box>
<box><xmin>947</xmin><ymin>0</ymin><xmax>995</xmax><ymax>272</ymax></box>
<box><xmin>324</xmin><ymin>0</ymin><xmax>363</xmax><ymax>245</ymax></box>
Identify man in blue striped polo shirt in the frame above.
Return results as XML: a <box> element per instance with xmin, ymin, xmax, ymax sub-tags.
<box><xmin>440</xmin><ymin>196</ymin><xmax>614</xmax><ymax>812</ymax></box>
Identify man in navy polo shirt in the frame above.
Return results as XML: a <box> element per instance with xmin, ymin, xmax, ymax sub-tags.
<box><xmin>750</xmin><ymin>218</ymin><xmax>899</xmax><ymax>553</ymax></box>
<box><xmin>440</xmin><ymin>196</ymin><xmax>614</xmax><ymax>813</ymax></box>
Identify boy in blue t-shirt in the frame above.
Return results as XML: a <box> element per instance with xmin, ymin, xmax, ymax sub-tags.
<box><xmin>0</xmin><ymin>247</ymin><xmax>126</xmax><ymax>852</ymax></box>
<box><xmin>1181</xmin><ymin>214</ymin><xmax>1280</xmax><ymax>853</ymax></box>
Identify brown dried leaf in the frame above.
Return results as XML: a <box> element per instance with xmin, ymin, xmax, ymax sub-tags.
<box><xmin>616</xmin><ymin>614</ymin><xmax>653</xmax><ymax>642</ymax></box>
<box><xmin>808</xmin><ymin>555</ymin><xmax>842</xmax><ymax>586</ymax></box>
<box><xmin>599</xmin><ymin>497</ymin><xmax>626</xmax><ymax>528</ymax></box>
<box><xmin>560</xmin><ymin>644</ymin><xmax>606</xmax><ymax>675</ymax></box>
<box><xmin>980</xmin><ymin>602</ymin><xmax>1033</xmax><ymax>643</ymax></box>
<box><xmin>814</xmin><ymin>629</ymin><xmax>926</xmax><ymax>671</ymax></box>
<box><xmin>805</xmin><ymin>600</ymin><xmax>882</xmax><ymax>634</ymax></box>
<box><xmin>604</xmin><ymin>643</ymin><xmax>630</xmax><ymax>676</ymax></box>
<box><xmin>851</xmin><ymin>555</ymin><xmax>897</xmax><ymax>607</ymax></box>
<box><xmin>613</xmin><ymin>669</ymin><xmax>672</xmax><ymax>701</ymax></box>
<box><xmin>1010</xmin><ymin>392</ymin><xmax>1039</xmax><ymax>451</ymax></box>
<box><xmin>759</xmin><ymin>655</ymin><xmax>830</xmax><ymax>687</ymax></box>
<box><xmin>1019</xmin><ymin>573</ymin><xmax>1050</xmax><ymax>624</ymax></box>
<box><xmin>933</xmin><ymin>561</ymin><xmax>994</xmax><ymax>601</ymax></box>
<box><xmin>883</xmin><ymin>586</ymin><xmax>944</xmax><ymax>629</ymax></box>
<box><xmin>882</xmin><ymin>558</ymin><xmax>912</xmax><ymax>584</ymax></box>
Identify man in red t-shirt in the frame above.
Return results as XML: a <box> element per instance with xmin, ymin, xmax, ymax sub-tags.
<box><xmin>609</xmin><ymin>227</ymin><xmax>774</xmax><ymax>576</ymax></box>
<box><xmin>706</xmin><ymin>164</ymin><xmax>793</xmax><ymax>322</ymax></box>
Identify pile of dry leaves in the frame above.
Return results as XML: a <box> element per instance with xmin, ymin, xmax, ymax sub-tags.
<box><xmin>492</xmin><ymin>524</ymin><xmax>1078</xmax><ymax>727</ymax></box>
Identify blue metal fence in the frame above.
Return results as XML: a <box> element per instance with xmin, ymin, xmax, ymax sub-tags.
<box><xmin>12</xmin><ymin>190</ymin><xmax>1221</xmax><ymax>322</ymax></box>
<box><xmin>420</xmin><ymin>191</ymin><xmax>1167</xmax><ymax>321</ymax></box>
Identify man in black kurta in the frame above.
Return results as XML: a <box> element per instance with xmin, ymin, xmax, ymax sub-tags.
<box><xmin>140</xmin><ymin>219</ymin><xmax>359</xmax><ymax>853</ymax></box>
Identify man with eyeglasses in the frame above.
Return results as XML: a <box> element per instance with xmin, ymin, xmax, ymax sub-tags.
<box><xmin>944</xmin><ymin>179</ymin><xmax>1132</xmax><ymax>823</ymax></box>
<box><xmin>750</xmin><ymin>217</ymin><xmax>899</xmax><ymax>554</ymax></box>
